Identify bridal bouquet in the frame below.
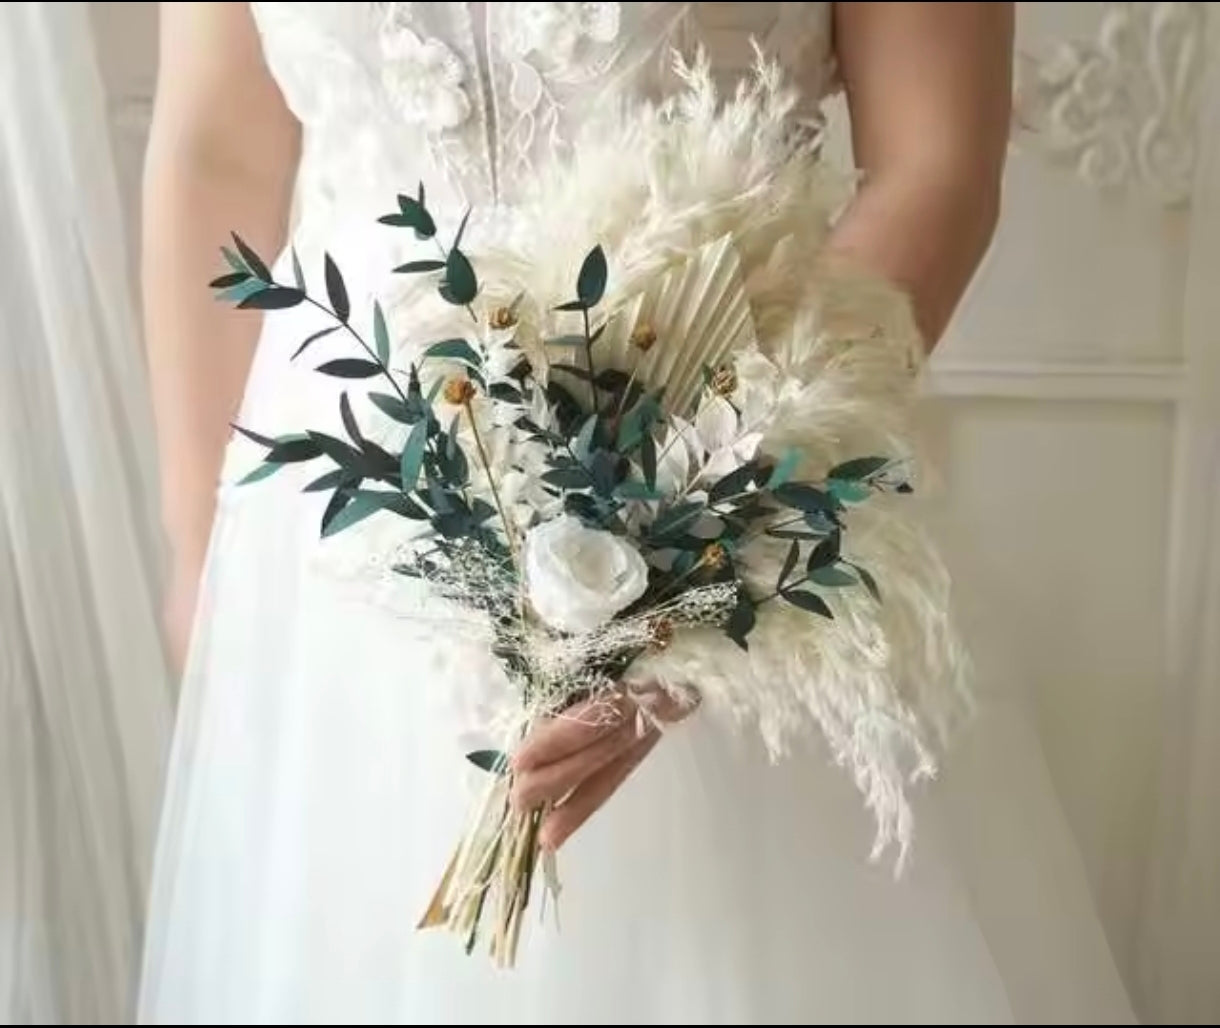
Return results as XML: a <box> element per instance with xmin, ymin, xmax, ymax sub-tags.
<box><xmin>215</xmin><ymin>54</ymin><xmax>968</xmax><ymax>966</ymax></box>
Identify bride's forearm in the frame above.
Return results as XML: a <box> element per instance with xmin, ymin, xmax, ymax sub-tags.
<box><xmin>824</xmin><ymin>167</ymin><xmax>1001</xmax><ymax>348</ymax></box>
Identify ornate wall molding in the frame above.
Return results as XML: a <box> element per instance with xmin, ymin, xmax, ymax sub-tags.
<box><xmin>1014</xmin><ymin>2</ymin><xmax>1207</xmax><ymax>207</ymax></box>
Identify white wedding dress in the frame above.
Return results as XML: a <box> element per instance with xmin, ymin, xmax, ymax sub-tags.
<box><xmin>139</xmin><ymin>4</ymin><xmax>1138</xmax><ymax>1023</ymax></box>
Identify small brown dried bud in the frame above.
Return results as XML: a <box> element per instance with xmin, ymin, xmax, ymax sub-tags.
<box><xmin>489</xmin><ymin>305</ymin><xmax>517</xmax><ymax>330</ymax></box>
<box><xmin>710</xmin><ymin>365</ymin><xmax>737</xmax><ymax>397</ymax></box>
<box><xmin>700</xmin><ymin>542</ymin><xmax>728</xmax><ymax>571</ymax></box>
<box><xmin>630</xmin><ymin>324</ymin><xmax>658</xmax><ymax>352</ymax></box>
<box><xmin>649</xmin><ymin>618</ymin><xmax>675</xmax><ymax>652</ymax></box>
<box><xmin>443</xmin><ymin>376</ymin><xmax>477</xmax><ymax>405</ymax></box>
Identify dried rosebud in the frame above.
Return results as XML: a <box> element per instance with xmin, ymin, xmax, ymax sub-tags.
<box><xmin>489</xmin><ymin>305</ymin><xmax>517</xmax><ymax>330</ymax></box>
<box><xmin>630</xmin><ymin>324</ymin><xmax>658</xmax><ymax>352</ymax></box>
<box><xmin>649</xmin><ymin>617</ymin><xmax>675</xmax><ymax>652</ymax></box>
<box><xmin>443</xmin><ymin>376</ymin><xmax>477</xmax><ymax>405</ymax></box>
<box><xmin>710</xmin><ymin>365</ymin><xmax>737</xmax><ymax>397</ymax></box>
<box><xmin>699</xmin><ymin>542</ymin><xmax>727</xmax><ymax>571</ymax></box>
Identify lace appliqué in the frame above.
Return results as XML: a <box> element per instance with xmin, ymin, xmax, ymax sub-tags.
<box><xmin>378</xmin><ymin>4</ymin><xmax>472</xmax><ymax>132</ymax></box>
<box><xmin>500</xmin><ymin>3</ymin><xmax>623</xmax><ymax>180</ymax></box>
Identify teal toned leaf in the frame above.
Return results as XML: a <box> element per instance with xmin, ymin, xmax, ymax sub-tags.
<box><xmin>554</xmin><ymin>299</ymin><xmax>588</xmax><ymax>312</ymax></box>
<box><xmin>221</xmin><ymin>245</ymin><xmax>246</xmax><ymax>274</ymax></box>
<box><xmin>237</xmin><ymin>462</ymin><xmax>282</xmax><ymax>486</ymax></box>
<box><xmin>851</xmin><ymin>563</ymin><xmax>882</xmax><ymax>603</ymax></box>
<box><xmin>640</xmin><ymin>431</ymin><xmax>657</xmax><ymax>490</ymax></box>
<box><xmin>574</xmin><ymin>414</ymin><xmax>598</xmax><ymax>461</ymax></box>
<box><xmin>303</xmin><ymin>469</ymin><xmax>347</xmax><ymax>493</ymax></box>
<box><xmin>452</xmin><ymin>207</ymin><xmax>472</xmax><ymax>252</ymax></box>
<box><xmin>291</xmin><ymin>247</ymin><xmax>306</xmax><ymax>290</ymax></box>
<box><xmin>808</xmin><ymin>566</ymin><xmax>857</xmax><ymax>588</ymax></box>
<box><xmin>440</xmin><ymin>248</ymin><xmax>477</xmax><ymax>306</ymax></box>
<box><xmin>316</xmin><ymin>358</ymin><xmax>381</xmax><ymax>379</ymax></box>
<box><xmin>766</xmin><ymin>447</ymin><xmax>801</xmax><ymax>490</ymax></box>
<box><xmin>322</xmin><ymin>490</ymin><xmax>402</xmax><ymax>538</ymax></box>
<box><xmin>778</xmin><ymin>539</ymin><xmax>800</xmax><ymax>589</ymax></box>
<box><xmin>306</xmin><ymin>431</ymin><xmax>363</xmax><ymax>471</ymax></box>
<box><xmin>400</xmin><ymin>421</ymin><xmax>429</xmax><ymax>489</ymax></box>
<box><xmin>373</xmin><ymin>302</ymin><xmax>390</xmax><ymax>364</ymax></box>
<box><xmin>650</xmin><ymin>500</ymin><xmax>704</xmax><ymax>538</ymax></box>
<box><xmin>828</xmin><ymin>479</ymin><xmax>870</xmax><ymax>504</ymax></box>
<box><xmin>594</xmin><ymin>368</ymin><xmax>631</xmax><ymax>392</ymax></box>
<box><xmin>237</xmin><ymin>287</ymin><xmax>305</xmax><ymax>310</ymax></box>
<box><xmin>828</xmin><ymin>456</ymin><xmax>888</xmax><ymax>482</ymax></box>
<box><xmin>807</xmin><ymin>532</ymin><xmax>840</xmax><ymax>571</ymax></box>
<box><xmin>265</xmin><ymin>437</ymin><xmax>322</xmax><ymax>464</ymax></box>
<box><xmin>708</xmin><ymin>461</ymin><xmax>760</xmax><ymax>505</ymax></box>
<box><xmin>616</xmin><ymin>480</ymin><xmax>664</xmax><ymax>501</ymax></box>
<box><xmin>395</xmin><ymin>194</ymin><xmax>437</xmax><ymax>239</ymax></box>
<box><xmin>231</xmin><ymin>232</ymin><xmax>269</xmax><ymax>281</ymax></box>
<box><xmin>393</xmin><ymin>259</ymin><xmax>445</xmax><ymax>274</ymax></box>
<box><xmin>422</xmin><ymin>338</ymin><xmax>481</xmax><ymax>367</ymax></box>
<box><xmin>368</xmin><ymin>392</ymin><xmax>416</xmax><ymax>424</ymax></box>
<box><xmin>782</xmin><ymin>589</ymin><xmax>833</xmax><ymax>619</ymax></box>
<box><xmin>324</xmin><ymin>253</ymin><xmax>350</xmax><ymax>322</ymax></box>
<box><xmin>542</xmin><ymin>466</ymin><xmax>591</xmax><ymax>490</ymax></box>
<box><xmin>466</xmin><ymin>749</ymin><xmax>508</xmax><ymax>775</ymax></box>
<box><xmin>576</xmin><ymin>245</ymin><xmax>607</xmax><ymax>307</ymax></box>
<box><xmin>291</xmin><ymin>325</ymin><xmax>340</xmax><ymax>361</ymax></box>
<box><xmin>216</xmin><ymin>279</ymin><xmax>264</xmax><ymax>304</ymax></box>
<box><xmin>773</xmin><ymin>483</ymin><xmax>835</xmax><ymax>513</ymax></box>
<box><xmin>231</xmin><ymin>424</ymin><xmax>277</xmax><ymax>448</ymax></box>
<box><xmin>209</xmin><ymin>271</ymin><xmax>249</xmax><ymax>289</ymax></box>
<box><xmin>320</xmin><ymin>488</ymin><xmax>351</xmax><ymax>534</ymax></box>
<box><xmin>339</xmin><ymin>392</ymin><xmax>363</xmax><ymax>446</ymax></box>
<box><xmin>544</xmin><ymin>334</ymin><xmax>588</xmax><ymax>348</ymax></box>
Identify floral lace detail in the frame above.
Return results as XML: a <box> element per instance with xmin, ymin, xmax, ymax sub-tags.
<box><xmin>503</xmin><ymin>2</ymin><xmax>621</xmax><ymax>66</ymax></box>
<box><xmin>378</xmin><ymin>5</ymin><xmax>472</xmax><ymax>132</ymax></box>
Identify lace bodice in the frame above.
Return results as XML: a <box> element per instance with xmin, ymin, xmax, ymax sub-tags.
<box><xmin>250</xmin><ymin>2</ymin><xmax>835</xmax><ymax>242</ymax></box>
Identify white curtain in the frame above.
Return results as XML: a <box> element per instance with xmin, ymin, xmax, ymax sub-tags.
<box><xmin>0</xmin><ymin>3</ymin><xmax>171</xmax><ymax>1023</ymax></box>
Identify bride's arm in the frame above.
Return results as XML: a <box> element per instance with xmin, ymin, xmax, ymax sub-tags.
<box><xmin>826</xmin><ymin>2</ymin><xmax>1014</xmax><ymax>347</ymax></box>
<box><xmin>144</xmin><ymin>2</ymin><xmax>300</xmax><ymax>669</ymax></box>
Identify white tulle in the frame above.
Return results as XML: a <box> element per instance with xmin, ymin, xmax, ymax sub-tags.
<box><xmin>139</xmin><ymin>4</ymin><xmax>1137</xmax><ymax>1022</ymax></box>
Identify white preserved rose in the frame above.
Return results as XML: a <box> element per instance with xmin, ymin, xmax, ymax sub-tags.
<box><xmin>523</xmin><ymin>515</ymin><xmax>649</xmax><ymax>634</ymax></box>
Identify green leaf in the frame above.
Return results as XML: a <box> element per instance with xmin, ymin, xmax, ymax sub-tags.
<box><xmin>368</xmin><ymin>392</ymin><xmax>416</xmax><ymax>424</ymax></box>
<box><xmin>544</xmin><ymin>334</ymin><xmax>588</xmax><ymax>348</ymax></box>
<box><xmin>766</xmin><ymin>447</ymin><xmax>801</xmax><ymax>490</ymax></box>
<box><xmin>766</xmin><ymin>527</ymin><xmax>821</xmax><ymax>541</ymax></box>
<box><xmin>316</xmin><ymin>358</ymin><xmax>381</xmax><ymax>379</ymax></box>
<box><xmin>322</xmin><ymin>490</ymin><xmax>402</xmax><ymax>538</ymax></box>
<box><xmin>650</xmin><ymin>500</ymin><xmax>704</xmax><ymax>538</ymax></box>
<box><xmin>393</xmin><ymin>194</ymin><xmax>437</xmax><ymax>239</ymax></box>
<box><xmin>291</xmin><ymin>325</ymin><xmax>340</xmax><ymax>361</ymax></box>
<box><xmin>577</xmin><ymin>245</ymin><xmax>608</xmax><ymax>307</ymax></box>
<box><xmin>320</xmin><ymin>487</ymin><xmax>352</xmax><ymax>534</ymax></box>
<box><xmin>725</xmin><ymin>588</ymin><xmax>757</xmax><ymax>650</ymax></box>
<box><xmin>324</xmin><ymin>253</ymin><xmax>350</xmax><ymax>322</ymax></box>
<box><xmin>829</xmin><ymin>456</ymin><xmax>889</xmax><ymax>482</ymax></box>
<box><xmin>554</xmin><ymin>299</ymin><xmax>588</xmax><ymax>313</ymax></box>
<box><xmin>808</xmin><ymin>566</ymin><xmax>857</xmax><ymax>588</ymax></box>
<box><xmin>572</xmin><ymin>415</ymin><xmax>598</xmax><ymax>462</ymax></box>
<box><xmin>231</xmin><ymin>232</ymin><xmax>269</xmax><ymax>281</ymax></box>
<box><xmin>373</xmin><ymin>302</ymin><xmax>390</xmax><ymax>364</ymax></box>
<box><xmin>221</xmin><ymin>245</ymin><xmax>246</xmax><ymax>274</ymax></box>
<box><xmin>237</xmin><ymin>287</ymin><xmax>305</xmax><ymax>310</ymax></box>
<box><xmin>236</xmin><ymin>462</ymin><xmax>282</xmax><ymax>486</ymax></box>
<box><xmin>422</xmin><ymin>338</ymin><xmax>482</xmax><ymax>367</ymax></box>
<box><xmin>708</xmin><ymin>461</ymin><xmax>760</xmax><ymax>505</ymax></box>
<box><xmin>452</xmin><ymin>207</ymin><xmax>472</xmax><ymax>252</ymax></box>
<box><xmin>541</xmin><ymin>466</ymin><xmax>591</xmax><ymax>490</ymax></box>
<box><xmin>305</xmin><ymin>431</ymin><xmax>363</xmax><ymax>471</ymax></box>
<box><xmin>209</xmin><ymin>271</ymin><xmax>249</xmax><ymax>289</ymax></box>
<box><xmin>590</xmin><ymin>450</ymin><xmax>623</xmax><ymax>497</ymax></box>
<box><xmin>616</xmin><ymin>480</ymin><xmax>664</xmax><ymax>501</ymax></box>
<box><xmin>778</xmin><ymin>540</ymin><xmax>800</xmax><ymax>589</ymax></box>
<box><xmin>850</xmin><ymin>563</ymin><xmax>882</xmax><ymax>603</ymax></box>
<box><xmin>216</xmin><ymin>279</ymin><xmax>264</xmax><ymax>304</ymax></box>
<box><xmin>231</xmin><ymin>424</ymin><xmax>277</xmax><ymax>448</ymax></box>
<box><xmin>393</xmin><ymin>259</ymin><xmax>445</xmax><ymax>274</ymax></box>
<box><xmin>640</xmin><ymin>431</ymin><xmax>657</xmax><ymax>490</ymax></box>
<box><xmin>807</xmin><ymin>532</ymin><xmax>841</xmax><ymax>571</ymax></box>
<box><xmin>773</xmin><ymin>483</ymin><xmax>835</xmax><ymax>514</ymax></box>
<box><xmin>828</xmin><ymin>479</ymin><xmax>871</xmax><ymax>504</ymax></box>
<box><xmin>594</xmin><ymin>367</ymin><xmax>631</xmax><ymax>392</ymax></box>
<box><xmin>440</xmin><ymin>248</ymin><xmax>478</xmax><ymax>306</ymax></box>
<box><xmin>782</xmin><ymin>589</ymin><xmax>834</xmax><ymax>619</ymax></box>
<box><xmin>489</xmin><ymin>382</ymin><xmax>524</xmax><ymax>404</ymax></box>
<box><xmin>466</xmin><ymin>749</ymin><xmax>508</xmax><ymax>775</ymax></box>
<box><xmin>265</xmin><ymin>437</ymin><xmax>322</xmax><ymax>464</ymax></box>
<box><xmin>339</xmin><ymin>392</ymin><xmax>363</xmax><ymax>446</ymax></box>
<box><xmin>399</xmin><ymin>420</ymin><xmax>429</xmax><ymax>488</ymax></box>
<box><xmin>303</xmin><ymin>469</ymin><xmax>348</xmax><ymax>493</ymax></box>
<box><xmin>290</xmin><ymin>247</ymin><xmax>306</xmax><ymax>290</ymax></box>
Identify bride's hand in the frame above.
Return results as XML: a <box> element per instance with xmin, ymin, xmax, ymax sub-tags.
<box><xmin>511</xmin><ymin>686</ymin><xmax>697</xmax><ymax>852</ymax></box>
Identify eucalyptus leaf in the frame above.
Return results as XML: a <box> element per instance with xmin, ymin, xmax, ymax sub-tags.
<box><xmin>773</xmin><ymin>483</ymin><xmax>835</xmax><ymax>513</ymax></box>
<box><xmin>544</xmin><ymin>334</ymin><xmax>588</xmax><ymax>348</ymax></box>
<box><xmin>576</xmin><ymin>245</ymin><xmax>608</xmax><ymax>307</ymax></box>
<box><xmin>316</xmin><ymin>358</ymin><xmax>381</xmax><ymax>379</ymax></box>
<box><xmin>594</xmin><ymin>368</ymin><xmax>631</xmax><ymax>392</ymax></box>
<box><xmin>829</xmin><ymin>456</ymin><xmax>889</xmax><ymax>482</ymax></box>
<box><xmin>400</xmin><ymin>421</ymin><xmax>429</xmax><ymax>489</ymax></box>
<box><xmin>640</xmin><ymin>431</ymin><xmax>657</xmax><ymax>490</ymax></box>
<box><xmin>389</xmin><ymin>195</ymin><xmax>436</xmax><ymax>239</ymax></box>
<box><xmin>369</xmin><ymin>392</ymin><xmax>415</xmax><ymax>425</ymax></box>
<box><xmin>850</xmin><ymin>563</ymin><xmax>882</xmax><ymax>603</ymax></box>
<box><xmin>466</xmin><ymin>749</ymin><xmax>508</xmax><ymax>775</ymax></box>
<box><xmin>393</xmin><ymin>259</ymin><xmax>445</xmax><ymax>274</ymax></box>
<box><xmin>303</xmin><ymin>469</ymin><xmax>348</xmax><ymax>493</ymax></box>
<box><xmin>265</xmin><ymin>437</ymin><xmax>322</xmax><ymax>464</ymax></box>
<box><xmin>221</xmin><ymin>245</ymin><xmax>246</xmax><ymax>274</ymax></box>
<box><xmin>808</xmin><ymin>566</ymin><xmax>857</xmax><ymax>588</ymax></box>
<box><xmin>616</xmin><ymin>480</ymin><xmax>664</xmax><ymax>501</ymax></box>
<box><xmin>305</xmin><ymin>431</ymin><xmax>363</xmax><ymax>471</ymax></box>
<box><xmin>209</xmin><ymin>271</ymin><xmax>249</xmax><ymax>289</ymax></box>
<box><xmin>373</xmin><ymin>302</ymin><xmax>390</xmax><ymax>364</ymax></box>
<box><xmin>542</xmin><ymin>466</ymin><xmax>591</xmax><ymax>490</ymax></box>
<box><xmin>573</xmin><ymin>415</ymin><xmax>599</xmax><ymax>462</ymax></box>
<box><xmin>766</xmin><ymin>447</ymin><xmax>801</xmax><ymax>490</ymax></box>
<box><xmin>291</xmin><ymin>325</ymin><xmax>340</xmax><ymax>361</ymax></box>
<box><xmin>231</xmin><ymin>424</ymin><xmax>277</xmax><ymax>448</ymax></box>
<box><xmin>440</xmin><ymin>248</ymin><xmax>478</xmax><ymax>306</ymax></box>
<box><xmin>828</xmin><ymin>479</ymin><xmax>871</xmax><ymax>504</ymax></box>
<box><xmin>321</xmin><ymin>490</ymin><xmax>404</xmax><ymax>538</ymax></box>
<box><xmin>554</xmin><ymin>299</ymin><xmax>588</xmax><ymax>313</ymax></box>
<box><xmin>650</xmin><ymin>500</ymin><xmax>704</xmax><ymax>539</ymax></box>
<box><xmin>216</xmin><ymin>279</ymin><xmax>264</xmax><ymax>304</ymax></box>
<box><xmin>231</xmin><ymin>232</ymin><xmax>269</xmax><ymax>282</ymax></box>
<box><xmin>324</xmin><ymin>253</ymin><xmax>350</xmax><ymax>322</ymax></box>
<box><xmin>452</xmin><ymin>207</ymin><xmax>472</xmax><ymax>252</ymax></box>
<box><xmin>237</xmin><ymin>462</ymin><xmax>282</xmax><ymax>486</ymax></box>
<box><xmin>488</xmin><ymin>382</ymin><xmax>524</xmax><ymax>404</ymax></box>
<box><xmin>320</xmin><ymin>487</ymin><xmax>352</xmax><ymax>534</ymax></box>
<box><xmin>590</xmin><ymin>451</ymin><xmax>621</xmax><ymax>497</ymax></box>
<box><xmin>782</xmin><ymin>589</ymin><xmax>833</xmax><ymax>619</ymax></box>
<box><xmin>291</xmin><ymin>247</ymin><xmax>306</xmax><ymax>290</ymax></box>
<box><xmin>339</xmin><ymin>392</ymin><xmax>363</xmax><ymax>446</ymax></box>
<box><xmin>778</xmin><ymin>540</ymin><xmax>800</xmax><ymax>589</ymax></box>
<box><xmin>709</xmin><ymin>461</ymin><xmax>760</xmax><ymax>505</ymax></box>
<box><xmin>807</xmin><ymin>532</ymin><xmax>841</xmax><ymax>571</ymax></box>
<box><xmin>237</xmin><ymin>287</ymin><xmax>305</xmax><ymax>310</ymax></box>
<box><xmin>422</xmin><ymin>338</ymin><xmax>481</xmax><ymax>367</ymax></box>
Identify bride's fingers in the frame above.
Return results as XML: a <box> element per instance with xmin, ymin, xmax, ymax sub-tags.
<box><xmin>512</xmin><ymin>694</ymin><xmax>631</xmax><ymax>773</ymax></box>
<box><xmin>538</xmin><ymin>730</ymin><xmax>660</xmax><ymax>852</ymax></box>
<box><xmin>511</xmin><ymin>714</ymin><xmax>638</xmax><ymax>811</ymax></box>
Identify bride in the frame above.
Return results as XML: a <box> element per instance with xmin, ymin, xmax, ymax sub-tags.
<box><xmin>139</xmin><ymin>3</ymin><xmax>1136</xmax><ymax>1023</ymax></box>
